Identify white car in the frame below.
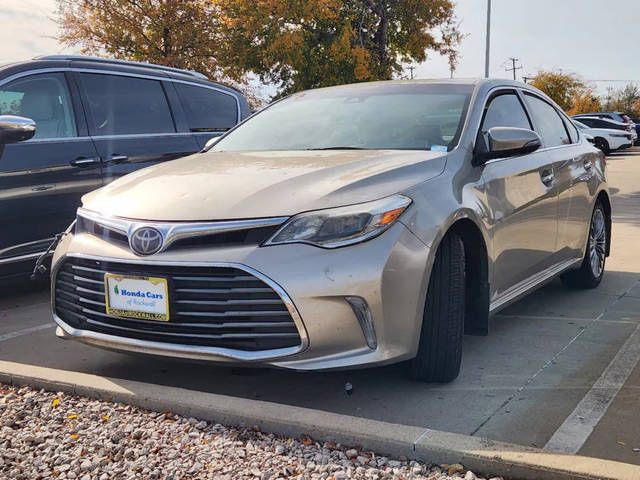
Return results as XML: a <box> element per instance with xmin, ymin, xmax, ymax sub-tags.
<box><xmin>574</xmin><ymin>115</ymin><xmax>638</xmax><ymax>144</ymax></box>
<box><xmin>573</xmin><ymin>119</ymin><xmax>633</xmax><ymax>155</ymax></box>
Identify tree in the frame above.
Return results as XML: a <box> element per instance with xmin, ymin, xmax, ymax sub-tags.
<box><xmin>56</xmin><ymin>0</ymin><xmax>221</xmax><ymax>77</ymax></box>
<box><xmin>215</xmin><ymin>0</ymin><xmax>462</xmax><ymax>96</ymax></box>
<box><xmin>609</xmin><ymin>83</ymin><xmax>640</xmax><ymax>115</ymax></box>
<box><xmin>567</xmin><ymin>88</ymin><xmax>601</xmax><ymax>116</ymax></box>
<box><xmin>530</xmin><ymin>71</ymin><xmax>585</xmax><ymax>111</ymax></box>
<box><xmin>55</xmin><ymin>0</ymin><xmax>461</xmax><ymax>100</ymax></box>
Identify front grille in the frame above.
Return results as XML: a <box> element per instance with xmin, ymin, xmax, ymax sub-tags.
<box><xmin>75</xmin><ymin>216</ymin><xmax>280</xmax><ymax>252</ymax></box>
<box><xmin>54</xmin><ymin>257</ymin><xmax>302</xmax><ymax>352</ymax></box>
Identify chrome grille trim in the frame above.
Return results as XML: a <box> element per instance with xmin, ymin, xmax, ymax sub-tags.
<box><xmin>52</xmin><ymin>253</ymin><xmax>309</xmax><ymax>360</ymax></box>
<box><xmin>76</xmin><ymin>208</ymin><xmax>288</xmax><ymax>255</ymax></box>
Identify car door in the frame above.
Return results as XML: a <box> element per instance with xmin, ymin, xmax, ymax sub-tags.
<box><xmin>539</xmin><ymin>103</ymin><xmax>594</xmax><ymax>263</ymax></box>
<box><xmin>524</xmin><ymin>94</ymin><xmax>595</xmax><ymax>265</ymax></box>
<box><xmin>74</xmin><ymin>72</ymin><xmax>199</xmax><ymax>184</ymax></box>
<box><xmin>171</xmin><ymin>82</ymin><xmax>241</xmax><ymax>149</ymax></box>
<box><xmin>0</xmin><ymin>71</ymin><xmax>101</xmax><ymax>268</ymax></box>
<box><xmin>477</xmin><ymin>90</ymin><xmax>558</xmax><ymax>302</ymax></box>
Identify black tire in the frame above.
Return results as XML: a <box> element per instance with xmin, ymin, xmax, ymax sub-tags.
<box><xmin>594</xmin><ymin>137</ymin><xmax>610</xmax><ymax>156</ymax></box>
<box><xmin>561</xmin><ymin>202</ymin><xmax>607</xmax><ymax>289</ymax></box>
<box><xmin>409</xmin><ymin>232</ymin><xmax>465</xmax><ymax>383</ymax></box>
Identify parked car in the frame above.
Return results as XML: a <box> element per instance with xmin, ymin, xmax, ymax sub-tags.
<box><xmin>571</xmin><ymin>115</ymin><xmax>637</xmax><ymax>145</ymax></box>
<box><xmin>572</xmin><ymin>119</ymin><xmax>633</xmax><ymax>155</ymax></box>
<box><xmin>573</xmin><ymin>111</ymin><xmax>634</xmax><ymax>126</ymax></box>
<box><xmin>0</xmin><ymin>55</ymin><xmax>250</xmax><ymax>280</ymax></box>
<box><xmin>630</xmin><ymin>117</ymin><xmax>640</xmax><ymax>145</ymax></box>
<box><xmin>25</xmin><ymin>79</ymin><xmax>609</xmax><ymax>383</ymax></box>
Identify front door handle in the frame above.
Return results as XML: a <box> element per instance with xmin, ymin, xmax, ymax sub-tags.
<box><xmin>540</xmin><ymin>169</ymin><xmax>554</xmax><ymax>186</ymax></box>
<box><xmin>104</xmin><ymin>154</ymin><xmax>129</xmax><ymax>164</ymax></box>
<box><xmin>70</xmin><ymin>156</ymin><xmax>101</xmax><ymax>167</ymax></box>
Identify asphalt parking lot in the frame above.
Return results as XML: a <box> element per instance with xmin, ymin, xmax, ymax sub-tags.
<box><xmin>2</xmin><ymin>147</ymin><xmax>640</xmax><ymax>467</ymax></box>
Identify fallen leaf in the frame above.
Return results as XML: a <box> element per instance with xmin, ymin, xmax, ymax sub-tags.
<box><xmin>51</xmin><ymin>399</ymin><xmax>60</xmax><ymax>408</ymax></box>
<box><xmin>618</xmin><ymin>441</ymin><xmax>626</xmax><ymax>446</ymax></box>
<box><xmin>67</xmin><ymin>414</ymin><xmax>78</xmax><ymax>420</ymax></box>
<box><xmin>301</xmin><ymin>437</ymin><xmax>312</xmax><ymax>446</ymax></box>
<box><xmin>447</xmin><ymin>463</ymin><xmax>464</xmax><ymax>475</ymax></box>
<box><xmin>101</xmin><ymin>415</ymin><xmax>109</xmax><ymax>422</ymax></box>
<box><xmin>69</xmin><ymin>434</ymin><xmax>79</xmax><ymax>440</ymax></box>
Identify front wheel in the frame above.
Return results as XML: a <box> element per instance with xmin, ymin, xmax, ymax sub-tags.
<box><xmin>409</xmin><ymin>232</ymin><xmax>465</xmax><ymax>383</ymax></box>
<box><xmin>561</xmin><ymin>202</ymin><xmax>607</xmax><ymax>289</ymax></box>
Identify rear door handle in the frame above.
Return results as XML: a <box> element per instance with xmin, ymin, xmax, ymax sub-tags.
<box><xmin>584</xmin><ymin>159</ymin><xmax>593</xmax><ymax>170</ymax></box>
<box><xmin>540</xmin><ymin>169</ymin><xmax>554</xmax><ymax>186</ymax></box>
<box><xmin>104</xmin><ymin>154</ymin><xmax>129</xmax><ymax>164</ymax></box>
<box><xmin>70</xmin><ymin>156</ymin><xmax>101</xmax><ymax>167</ymax></box>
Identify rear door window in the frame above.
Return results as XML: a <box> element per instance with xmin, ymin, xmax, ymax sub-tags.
<box><xmin>524</xmin><ymin>94</ymin><xmax>570</xmax><ymax>147</ymax></box>
<box><xmin>79</xmin><ymin>73</ymin><xmax>175</xmax><ymax>136</ymax></box>
<box><xmin>174</xmin><ymin>83</ymin><xmax>238</xmax><ymax>132</ymax></box>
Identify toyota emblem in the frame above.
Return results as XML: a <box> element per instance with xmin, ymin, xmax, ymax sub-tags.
<box><xmin>129</xmin><ymin>227</ymin><xmax>163</xmax><ymax>256</ymax></box>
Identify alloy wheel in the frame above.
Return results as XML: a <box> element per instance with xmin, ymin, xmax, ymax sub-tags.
<box><xmin>589</xmin><ymin>208</ymin><xmax>606</xmax><ymax>278</ymax></box>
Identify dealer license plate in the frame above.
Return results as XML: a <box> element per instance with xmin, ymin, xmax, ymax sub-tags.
<box><xmin>104</xmin><ymin>273</ymin><xmax>169</xmax><ymax>322</ymax></box>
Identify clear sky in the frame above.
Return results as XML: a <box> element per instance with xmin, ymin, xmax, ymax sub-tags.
<box><xmin>1</xmin><ymin>0</ymin><xmax>639</xmax><ymax>95</ymax></box>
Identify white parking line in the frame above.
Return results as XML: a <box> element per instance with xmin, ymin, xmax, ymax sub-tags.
<box><xmin>0</xmin><ymin>323</ymin><xmax>55</xmax><ymax>342</ymax></box>
<box><xmin>544</xmin><ymin>321</ymin><xmax>640</xmax><ymax>454</ymax></box>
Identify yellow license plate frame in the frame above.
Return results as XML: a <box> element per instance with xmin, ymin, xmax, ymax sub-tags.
<box><xmin>104</xmin><ymin>273</ymin><xmax>170</xmax><ymax>322</ymax></box>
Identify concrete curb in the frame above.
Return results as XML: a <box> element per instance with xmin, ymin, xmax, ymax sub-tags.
<box><xmin>1</xmin><ymin>360</ymin><xmax>638</xmax><ymax>480</ymax></box>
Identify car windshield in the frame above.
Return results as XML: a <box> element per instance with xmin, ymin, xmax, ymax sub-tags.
<box><xmin>211</xmin><ymin>83</ymin><xmax>472</xmax><ymax>152</ymax></box>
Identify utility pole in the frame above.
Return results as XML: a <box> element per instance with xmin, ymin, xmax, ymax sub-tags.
<box><xmin>522</xmin><ymin>76</ymin><xmax>533</xmax><ymax>84</ymax></box>
<box><xmin>484</xmin><ymin>0</ymin><xmax>491</xmax><ymax>78</ymax></box>
<box><xmin>408</xmin><ymin>65</ymin><xmax>415</xmax><ymax>80</ymax></box>
<box><xmin>505</xmin><ymin>57</ymin><xmax>522</xmax><ymax>81</ymax></box>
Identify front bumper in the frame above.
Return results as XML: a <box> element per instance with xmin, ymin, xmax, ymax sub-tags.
<box><xmin>52</xmin><ymin>222</ymin><xmax>431</xmax><ymax>370</ymax></box>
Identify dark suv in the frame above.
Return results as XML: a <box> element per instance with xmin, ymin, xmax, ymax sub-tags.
<box><xmin>0</xmin><ymin>56</ymin><xmax>250</xmax><ymax>279</ymax></box>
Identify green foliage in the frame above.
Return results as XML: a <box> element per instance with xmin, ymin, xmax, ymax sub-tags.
<box><xmin>55</xmin><ymin>0</ymin><xmax>462</xmax><ymax>99</ymax></box>
<box><xmin>531</xmin><ymin>70</ymin><xmax>585</xmax><ymax>112</ymax></box>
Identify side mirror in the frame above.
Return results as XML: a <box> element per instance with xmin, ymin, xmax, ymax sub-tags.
<box><xmin>474</xmin><ymin>127</ymin><xmax>542</xmax><ymax>164</ymax></box>
<box><xmin>204</xmin><ymin>136</ymin><xmax>222</xmax><ymax>150</ymax></box>
<box><xmin>0</xmin><ymin>115</ymin><xmax>36</xmax><ymax>145</ymax></box>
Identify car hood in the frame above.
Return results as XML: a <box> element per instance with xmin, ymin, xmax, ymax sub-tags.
<box><xmin>82</xmin><ymin>150</ymin><xmax>448</xmax><ymax>221</ymax></box>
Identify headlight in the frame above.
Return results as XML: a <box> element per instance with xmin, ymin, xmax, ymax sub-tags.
<box><xmin>264</xmin><ymin>194</ymin><xmax>412</xmax><ymax>248</ymax></box>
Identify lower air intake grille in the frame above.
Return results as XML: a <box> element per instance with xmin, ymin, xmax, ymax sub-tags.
<box><xmin>54</xmin><ymin>257</ymin><xmax>302</xmax><ymax>352</ymax></box>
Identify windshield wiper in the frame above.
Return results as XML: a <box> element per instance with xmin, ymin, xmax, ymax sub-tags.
<box><xmin>306</xmin><ymin>146</ymin><xmax>366</xmax><ymax>150</ymax></box>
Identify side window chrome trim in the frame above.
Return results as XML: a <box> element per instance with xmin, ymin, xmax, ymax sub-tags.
<box><xmin>0</xmin><ymin>67</ymin><xmax>242</xmax><ymax>128</ymax></box>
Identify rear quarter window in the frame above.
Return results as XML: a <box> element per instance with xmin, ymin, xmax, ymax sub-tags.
<box><xmin>174</xmin><ymin>83</ymin><xmax>238</xmax><ymax>132</ymax></box>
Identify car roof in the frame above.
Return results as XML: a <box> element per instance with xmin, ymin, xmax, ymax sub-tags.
<box><xmin>295</xmin><ymin>77</ymin><xmax>548</xmax><ymax>97</ymax></box>
<box><xmin>0</xmin><ymin>55</ymin><xmax>243</xmax><ymax>96</ymax></box>
<box><xmin>574</xmin><ymin>116</ymin><xmax>627</xmax><ymax>125</ymax></box>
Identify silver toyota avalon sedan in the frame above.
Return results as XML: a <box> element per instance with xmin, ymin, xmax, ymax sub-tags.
<box><xmin>51</xmin><ymin>79</ymin><xmax>610</xmax><ymax>382</ymax></box>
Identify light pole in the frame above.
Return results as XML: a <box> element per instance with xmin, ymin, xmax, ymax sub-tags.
<box><xmin>485</xmin><ymin>0</ymin><xmax>491</xmax><ymax>78</ymax></box>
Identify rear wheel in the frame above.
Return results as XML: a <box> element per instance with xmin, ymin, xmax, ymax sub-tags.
<box><xmin>561</xmin><ymin>202</ymin><xmax>607</xmax><ymax>289</ymax></box>
<box><xmin>594</xmin><ymin>137</ymin><xmax>610</xmax><ymax>155</ymax></box>
<box><xmin>409</xmin><ymin>232</ymin><xmax>465</xmax><ymax>383</ymax></box>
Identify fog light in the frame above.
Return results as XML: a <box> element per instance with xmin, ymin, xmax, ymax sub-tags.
<box><xmin>346</xmin><ymin>296</ymin><xmax>377</xmax><ymax>350</ymax></box>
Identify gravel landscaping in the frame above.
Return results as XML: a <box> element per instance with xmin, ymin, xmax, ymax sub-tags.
<box><xmin>0</xmin><ymin>383</ymin><xmax>505</xmax><ymax>480</ymax></box>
